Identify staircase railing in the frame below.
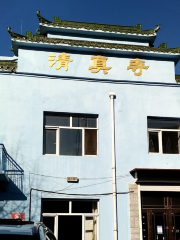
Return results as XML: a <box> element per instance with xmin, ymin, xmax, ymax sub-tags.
<box><xmin>0</xmin><ymin>144</ymin><xmax>24</xmax><ymax>192</ymax></box>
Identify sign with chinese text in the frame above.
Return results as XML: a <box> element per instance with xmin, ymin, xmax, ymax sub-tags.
<box><xmin>127</xmin><ymin>58</ymin><xmax>149</xmax><ymax>76</ymax></box>
<box><xmin>48</xmin><ymin>53</ymin><xmax>149</xmax><ymax>76</ymax></box>
<box><xmin>18</xmin><ymin>49</ymin><xmax>174</xmax><ymax>84</ymax></box>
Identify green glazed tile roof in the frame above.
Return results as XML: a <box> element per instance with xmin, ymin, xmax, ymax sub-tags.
<box><xmin>7</xmin><ymin>28</ymin><xmax>180</xmax><ymax>55</ymax></box>
<box><xmin>175</xmin><ymin>75</ymin><xmax>180</xmax><ymax>83</ymax></box>
<box><xmin>37</xmin><ymin>11</ymin><xmax>160</xmax><ymax>36</ymax></box>
<box><xmin>0</xmin><ymin>60</ymin><xmax>17</xmax><ymax>72</ymax></box>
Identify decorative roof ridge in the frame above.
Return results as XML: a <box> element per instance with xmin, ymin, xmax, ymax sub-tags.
<box><xmin>0</xmin><ymin>60</ymin><xmax>17</xmax><ymax>72</ymax></box>
<box><xmin>36</xmin><ymin>10</ymin><xmax>160</xmax><ymax>36</ymax></box>
<box><xmin>8</xmin><ymin>29</ymin><xmax>180</xmax><ymax>55</ymax></box>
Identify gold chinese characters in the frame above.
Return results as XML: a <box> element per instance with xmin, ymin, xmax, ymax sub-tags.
<box><xmin>48</xmin><ymin>53</ymin><xmax>149</xmax><ymax>76</ymax></box>
<box><xmin>88</xmin><ymin>55</ymin><xmax>111</xmax><ymax>74</ymax></box>
<box><xmin>48</xmin><ymin>52</ymin><xmax>73</xmax><ymax>71</ymax></box>
<box><xmin>127</xmin><ymin>58</ymin><xmax>149</xmax><ymax>76</ymax></box>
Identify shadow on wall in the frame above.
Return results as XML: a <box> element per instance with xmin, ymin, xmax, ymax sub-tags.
<box><xmin>0</xmin><ymin>179</ymin><xmax>27</xmax><ymax>201</ymax></box>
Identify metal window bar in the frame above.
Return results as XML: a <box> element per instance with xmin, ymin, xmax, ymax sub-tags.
<box><xmin>0</xmin><ymin>143</ymin><xmax>24</xmax><ymax>192</ymax></box>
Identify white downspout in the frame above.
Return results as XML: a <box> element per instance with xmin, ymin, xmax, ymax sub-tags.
<box><xmin>109</xmin><ymin>92</ymin><xmax>118</xmax><ymax>240</ymax></box>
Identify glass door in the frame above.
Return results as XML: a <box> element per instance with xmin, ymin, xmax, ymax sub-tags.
<box><xmin>142</xmin><ymin>210</ymin><xmax>166</xmax><ymax>240</ymax></box>
<box><xmin>141</xmin><ymin>192</ymin><xmax>180</xmax><ymax>240</ymax></box>
<box><xmin>171</xmin><ymin>212</ymin><xmax>180</xmax><ymax>240</ymax></box>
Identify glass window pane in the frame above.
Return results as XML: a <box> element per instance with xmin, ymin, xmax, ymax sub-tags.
<box><xmin>85</xmin><ymin>129</ymin><xmax>97</xmax><ymax>155</ymax></box>
<box><xmin>72</xmin><ymin>117</ymin><xmax>97</xmax><ymax>128</ymax></box>
<box><xmin>141</xmin><ymin>192</ymin><xmax>165</xmax><ymax>208</ymax></box>
<box><xmin>58</xmin><ymin>216</ymin><xmax>82</xmax><ymax>240</ymax></box>
<box><xmin>45</xmin><ymin>115</ymin><xmax>70</xmax><ymax>126</ymax></box>
<box><xmin>45</xmin><ymin>129</ymin><xmax>56</xmax><ymax>154</ymax></box>
<box><xmin>149</xmin><ymin>132</ymin><xmax>159</xmax><ymax>153</ymax></box>
<box><xmin>85</xmin><ymin>216</ymin><xmax>97</xmax><ymax>240</ymax></box>
<box><xmin>60</xmin><ymin>129</ymin><xmax>82</xmax><ymax>156</ymax></box>
<box><xmin>43</xmin><ymin>217</ymin><xmax>54</xmax><ymax>233</ymax></box>
<box><xmin>148</xmin><ymin>117</ymin><xmax>180</xmax><ymax>129</ymax></box>
<box><xmin>142</xmin><ymin>196</ymin><xmax>164</xmax><ymax>207</ymax></box>
<box><xmin>172</xmin><ymin>197</ymin><xmax>180</xmax><ymax>207</ymax></box>
<box><xmin>162</xmin><ymin>131</ymin><xmax>180</xmax><ymax>154</ymax></box>
<box><xmin>42</xmin><ymin>200</ymin><xmax>69</xmax><ymax>213</ymax></box>
<box><xmin>72</xmin><ymin>201</ymin><xmax>97</xmax><ymax>213</ymax></box>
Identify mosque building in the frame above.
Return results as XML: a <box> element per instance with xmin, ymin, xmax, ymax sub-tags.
<box><xmin>1</xmin><ymin>10</ymin><xmax>180</xmax><ymax>240</ymax></box>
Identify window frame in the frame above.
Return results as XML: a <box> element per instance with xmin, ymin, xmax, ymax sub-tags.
<box><xmin>44</xmin><ymin>115</ymin><xmax>98</xmax><ymax>157</ymax></box>
<box><xmin>148</xmin><ymin>128</ymin><xmax>180</xmax><ymax>154</ymax></box>
<box><xmin>42</xmin><ymin>200</ymin><xmax>99</xmax><ymax>240</ymax></box>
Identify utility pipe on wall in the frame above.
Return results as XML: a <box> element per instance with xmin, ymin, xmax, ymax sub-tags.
<box><xmin>109</xmin><ymin>92</ymin><xmax>118</xmax><ymax>240</ymax></box>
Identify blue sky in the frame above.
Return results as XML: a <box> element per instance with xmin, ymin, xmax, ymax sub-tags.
<box><xmin>1</xmin><ymin>0</ymin><xmax>180</xmax><ymax>73</ymax></box>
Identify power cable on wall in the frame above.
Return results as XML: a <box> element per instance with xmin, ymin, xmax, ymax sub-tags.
<box><xmin>64</xmin><ymin>175</ymin><xmax>127</xmax><ymax>191</ymax></box>
<box><xmin>54</xmin><ymin>179</ymin><xmax>112</xmax><ymax>192</ymax></box>
<box><xmin>59</xmin><ymin>183</ymin><xmax>74</xmax><ymax>191</ymax></box>
<box><xmin>29</xmin><ymin>187</ymin><xmax>134</xmax><ymax>221</ymax></box>
<box><xmin>29</xmin><ymin>172</ymin><xmax>130</xmax><ymax>180</ymax></box>
<box><xmin>29</xmin><ymin>173</ymin><xmax>130</xmax><ymax>193</ymax></box>
<box><xmin>9</xmin><ymin>174</ymin><xmax>130</xmax><ymax>196</ymax></box>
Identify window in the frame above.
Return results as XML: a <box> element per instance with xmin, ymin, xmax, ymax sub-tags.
<box><xmin>44</xmin><ymin>112</ymin><xmax>98</xmax><ymax>156</ymax></box>
<box><xmin>148</xmin><ymin>117</ymin><xmax>180</xmax><ymax>154</ymax></box>
<box><xmin>42</xmin><ymin>199</ymin><xmax>99</xmax><ymax>240</ymax></box>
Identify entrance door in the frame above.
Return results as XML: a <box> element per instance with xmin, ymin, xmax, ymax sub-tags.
<box><xmin>171</xmin><ymin>212</ymin><xmax>180</xmax><ymax>240</ymax></box>
<box><xmin>141</xmin><ymin>192</ymin><xmax>180</xmax><ymax>240</ymax></box>
<box><xmin>142</xmin><ymin>210</ymin><xmax>173</xmax><ymax>240</ymax></box>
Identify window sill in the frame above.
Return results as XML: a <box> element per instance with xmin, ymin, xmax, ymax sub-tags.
<box><xmin>149</xmin><ymin>152</ymin><xmax>180</xmax><ymax>155</ymax></box>
<box><xmin>43</xmin><ymin>154</ymin><xmax>98</xmax><ymax>157</ymax></box>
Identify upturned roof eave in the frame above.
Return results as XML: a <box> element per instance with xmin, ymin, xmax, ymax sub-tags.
<box><xmin>37</xmin><ymin>11</ymin><xmax>160</xmax><ymax>42</ymax></box>
<box><xmin>39</xmin><ymin>24</ymin><xmax>157</xmax><ymax>43</ymax></box>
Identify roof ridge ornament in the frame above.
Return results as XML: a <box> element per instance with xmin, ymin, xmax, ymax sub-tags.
<box><xmin>154</xmin><ymin>24</ymin><xmax>160</xmax><ymax>33</ymax></box>
<box><xmin>26</xmin><ymin>31</ymin><xmax>34</xmax><ymax>38</ymax></box>
<box><xmin>36</xmin><ymin>29</ymin><xmax>40</xmax><ymax>35</ymax></box>
<box><xmin>158</xmin><ymin>43</ymin><xmax>167</xmax><ymax>49</ymax></box>
<box><xmin>53</xmin><ymin>16</ymin><xmax>62</xmax><ymax>24</ymax></box>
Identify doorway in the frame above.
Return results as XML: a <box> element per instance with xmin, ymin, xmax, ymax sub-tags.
<box><xmin>141</xmin><ymin>191</ymin><xmax>180</xmax><ymax>240</ymax></box>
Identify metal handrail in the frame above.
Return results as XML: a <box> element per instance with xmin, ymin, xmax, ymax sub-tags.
<box><xmin>0</xmin><ymin>143</ymin><xmax>24</xmax><ymax>173</ymax></box>
<box><xmin>0</xmin><ymin>143</ymin><xmax>24</xmax><ymax>191</ymax></box>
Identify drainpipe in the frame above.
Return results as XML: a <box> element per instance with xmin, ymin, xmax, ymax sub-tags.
<box><xmin>0</xmin><ymin>145</ymin><xmax>3</xmax><ymax>171</ymax></box>
<box><xmin>109</xmin><ymin>92</ymin><xmax>118</xmax><ymax>240</ymax></box>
